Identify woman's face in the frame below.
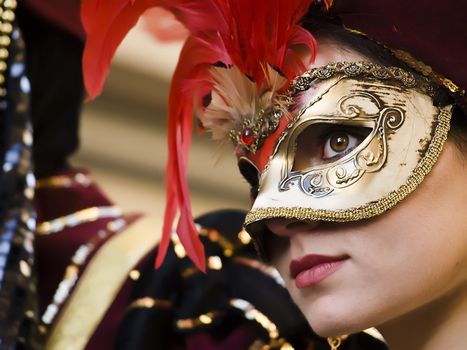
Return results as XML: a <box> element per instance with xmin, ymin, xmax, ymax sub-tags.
<box><xmin>263</xmin><ymin>42</ymin><xmax>467</xmax><ymax>337</ymax></box>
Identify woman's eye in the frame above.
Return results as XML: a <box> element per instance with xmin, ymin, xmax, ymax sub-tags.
<box><xmin>322</xmin><ymin>131</ymin><xmax>360</xmax><ymax>160</ymax></box>
<box><xmin>292</xmin><ymin>124</ymin><xmax>371</xmax><ymax>171</ymax></box>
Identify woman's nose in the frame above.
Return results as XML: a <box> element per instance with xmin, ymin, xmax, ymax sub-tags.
<box><xmin>264</xmin><ymin>217</ymin><xmax>321</xmax><ymax>237</ymax></box>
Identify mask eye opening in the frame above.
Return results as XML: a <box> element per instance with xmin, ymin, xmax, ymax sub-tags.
<box><xmin>291</xmin><ymin>122</ymin><xmax>373</xmax><ymax>172</ymax></box>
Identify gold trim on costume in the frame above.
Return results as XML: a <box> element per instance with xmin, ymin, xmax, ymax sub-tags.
<box><xmin>181</xmin><ymin>266</ymin><xmax>199</xmax><ymax>279</ymax></box>
<box><xmin>127</xmin><ymin>297</ymin><xmax>172</xmax><ymax>312</ymax></box>
<box><xmin>36</xmin><ymin>206</ymin><xmax>122</xmax><ymax>235</ymax></box>
<box><xmin>245</xmin><ymin>105</ymin><xmax>452</xmax><ymax>225</ymax></box>
<box><xmin>180</xmin><ymin>255</ymin><xmax>225</xmax><ymax>278</ymax></box>
<box><xmin>172</xmin><ymin>224</ymin><xmax>238</xmax><ymax>259</ymax></box>
<box><xmin>176</xmin><ymin>311</ymin><xmax>225</xmax><ymax>329</ymax></box>
<box><xmin>230</xmin><ymin>298</ymin><xmax>280</xmax><ymax>339</ymax></box>
<box><xmin>36</xmin><ymin>173</ymin><xmax>92</xmax><ymax>189</ymax></box>
<box><xmin>40</xmin><ymin>218</ymin><xmax>127</xmax><ymax>329</ymax></box>
<box><xmin>197</xmin><ymin>224</ymin><xmax>236</xmax><ymax>257</ymax></box>
<box><xmin>44</xmin><ymin>216</ymin><xmax>162</xmax><ymax>350</ymax></box>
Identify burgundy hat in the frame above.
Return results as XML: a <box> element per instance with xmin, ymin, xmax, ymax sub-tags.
<box><xmin>329</xmin><ymin>0</ymin><xmax>466</xmax><ymax>101</ymax></box>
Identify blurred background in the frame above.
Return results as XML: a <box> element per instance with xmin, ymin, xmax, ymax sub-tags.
<box><xmin>71</xmin><ymin>20</ymin><xmax>250</xmax><ymax>228</ymax></box>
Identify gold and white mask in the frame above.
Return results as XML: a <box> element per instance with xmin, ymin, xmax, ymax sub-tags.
<box><xmin>239</xmin><ymin>62</ymin><xmax>453</xmax><ymax>236</ymax></box>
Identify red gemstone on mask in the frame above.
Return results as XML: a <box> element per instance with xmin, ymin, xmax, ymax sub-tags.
<box><xmin>241</xmin><ymin>128</ymin><xmax>255</xmax><ymax>146</ymax></box>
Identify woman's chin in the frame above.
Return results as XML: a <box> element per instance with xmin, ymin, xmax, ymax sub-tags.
<box><xmin>308</xmin><ymin>317</ymin><xmax>369</xmax><ymax>338</ymax></box>
<box><xmin>301</xmin><ymin>301</ymin><xmax>373</xmax><ymax>338</ymax></box>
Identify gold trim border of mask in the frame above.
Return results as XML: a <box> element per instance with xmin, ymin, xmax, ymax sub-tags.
<box><xmin>245</xmin><ymin>102</ymin><xmax>453</xmax><ymax>225</ymax></box>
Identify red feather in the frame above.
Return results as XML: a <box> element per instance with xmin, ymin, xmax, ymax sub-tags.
<box><xmin>81</xmin><ymin>0</ymin><xmax>161</xmax><ymax>99</ymax></box>
<box><xmin>81</xmin><ymin>0</ymin><xmax>317</xmax><ymax>270</ymax></box>
<box><xmin>142</xmin><ymin>8</ymin><xmax>189</xmax><ymax>42</ymax></box>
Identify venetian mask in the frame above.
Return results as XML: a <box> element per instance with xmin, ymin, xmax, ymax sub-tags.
<box><xmin>236</xmin><ymin>62</ymin><xmax>453</xmax><ymax>246</ymax></box>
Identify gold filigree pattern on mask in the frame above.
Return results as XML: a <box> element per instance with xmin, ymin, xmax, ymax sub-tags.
<box><xmin>291</xmin><ymin>62</ymin><xmax>436</xmax><ymax>99</ymax></box>
<box><xmin>279</xmin><ymin>91</ymin><xmax>405</xmax><ymax>197</ymax></box>
<box><xmin>229</xmin><ymin>103</ymin><xmax>290</xmax><ymax>153</ymax></box>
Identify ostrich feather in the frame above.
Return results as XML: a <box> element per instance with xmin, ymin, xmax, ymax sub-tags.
<box><xmin>199</xmin><ymin>65</ymin><xmax>289</xmax><ymax>140</ymax></box>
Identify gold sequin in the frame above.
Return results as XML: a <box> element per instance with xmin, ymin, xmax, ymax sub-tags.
<box><xmin>0</xmin><ymin>0</ymin><xmax>15</xmax><ymax>99</ymax></box>
<box><xmin>238</xmin><ymin>228</ymin><xmax>252</xmax><ymax>244</ymax></box>
<box><xmin>1</xmin><ymin>9</ymin><xmax>14</xmax><ymax>21</ymax></box>
<box><xmin>176</xmin><ymin>311</ymin><xmax>224</xmax><ymax>329</ymax></box>
<box><xmin>171</xmin><ymin>232</ymin><xmax>187</xmax><ymax>258</ymax></box>
<box><xmin>207</xmin><ymin>256</ymin><xmax>223</xmax><ymax>270</ymax></box>
<box><xmin>129</xmin><ymin>269</ymin><xmax>140</xmax><ymax>281</ymax></box>
<box><xmin>127</xmin><ymin>297</ymin><xmax>172</xmax><ymax>311</ymax></box>
<box><xmin>172</xmin><ymin>224</ymin><xmax>239</xmax><ymax>260</ymax></box>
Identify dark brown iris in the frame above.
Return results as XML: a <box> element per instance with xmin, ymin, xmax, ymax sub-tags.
<box><xmin>330</xmin><ymin>132</ymin><xmax>349</xmax><ymax>153</ymax></box>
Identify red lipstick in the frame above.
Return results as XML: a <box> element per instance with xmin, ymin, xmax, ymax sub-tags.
<box><xmin>290</xmin><ymin>254</ymin><xmax>349</xmax><ymax>289</ymax></box>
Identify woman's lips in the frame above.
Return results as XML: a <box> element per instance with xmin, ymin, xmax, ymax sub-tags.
<box><xmin>290</xmin><ymin>254</ymin><xmax>349</xmax><ymax>289</ymax></box>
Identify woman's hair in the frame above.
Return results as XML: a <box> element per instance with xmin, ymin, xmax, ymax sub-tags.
<box><xmin>301</xmin><ymin>13</ymin><xmax>467</xmax><ymax>154</ymax></box>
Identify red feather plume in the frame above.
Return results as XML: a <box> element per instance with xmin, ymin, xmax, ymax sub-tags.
<box><xmin>81</xmin><ymin>0</ymin><xmax>317</xmax><ymax>271</ymax></box>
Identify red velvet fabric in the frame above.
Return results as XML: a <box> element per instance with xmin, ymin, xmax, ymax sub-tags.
<box><xmin>330</xmin><ymin>0</ymin><xmax>467</xmax><ymax>92</ymax></box>
<box><xmin>34</xmin><ymin>170</ymin><xmax>111</xmax><ymax>222</ymax></box>
<box><xmin>34</xmin><ymin>168</ymin><xmax>141</xmax><ymax>350</ymax></box>
<box><xmin>34</xmin><ymin>169</ymin><xmax>118</xmax><ymax>313</ymax></box>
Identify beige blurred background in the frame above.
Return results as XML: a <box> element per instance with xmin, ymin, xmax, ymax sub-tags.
<box><xmin>71</xmin><ymin>21</ymin><xmax>250</xmax><ymax>229</ymax></box>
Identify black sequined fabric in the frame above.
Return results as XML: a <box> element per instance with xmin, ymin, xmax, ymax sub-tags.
<box><xmin>0</xmin><ymin>25</ymin><xmax>40</xmax><ymax>349</ymax></box>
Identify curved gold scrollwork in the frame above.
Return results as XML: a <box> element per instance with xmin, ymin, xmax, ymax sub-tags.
<box><xmin>338</xmin><ymin>91</ymin><xmax>382</xmax><ymax>118</ymax></box>
<box><xmin>279</xmin><ymin>91</ymin><xmax>405</xmax><ymax>197</ymax></box>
